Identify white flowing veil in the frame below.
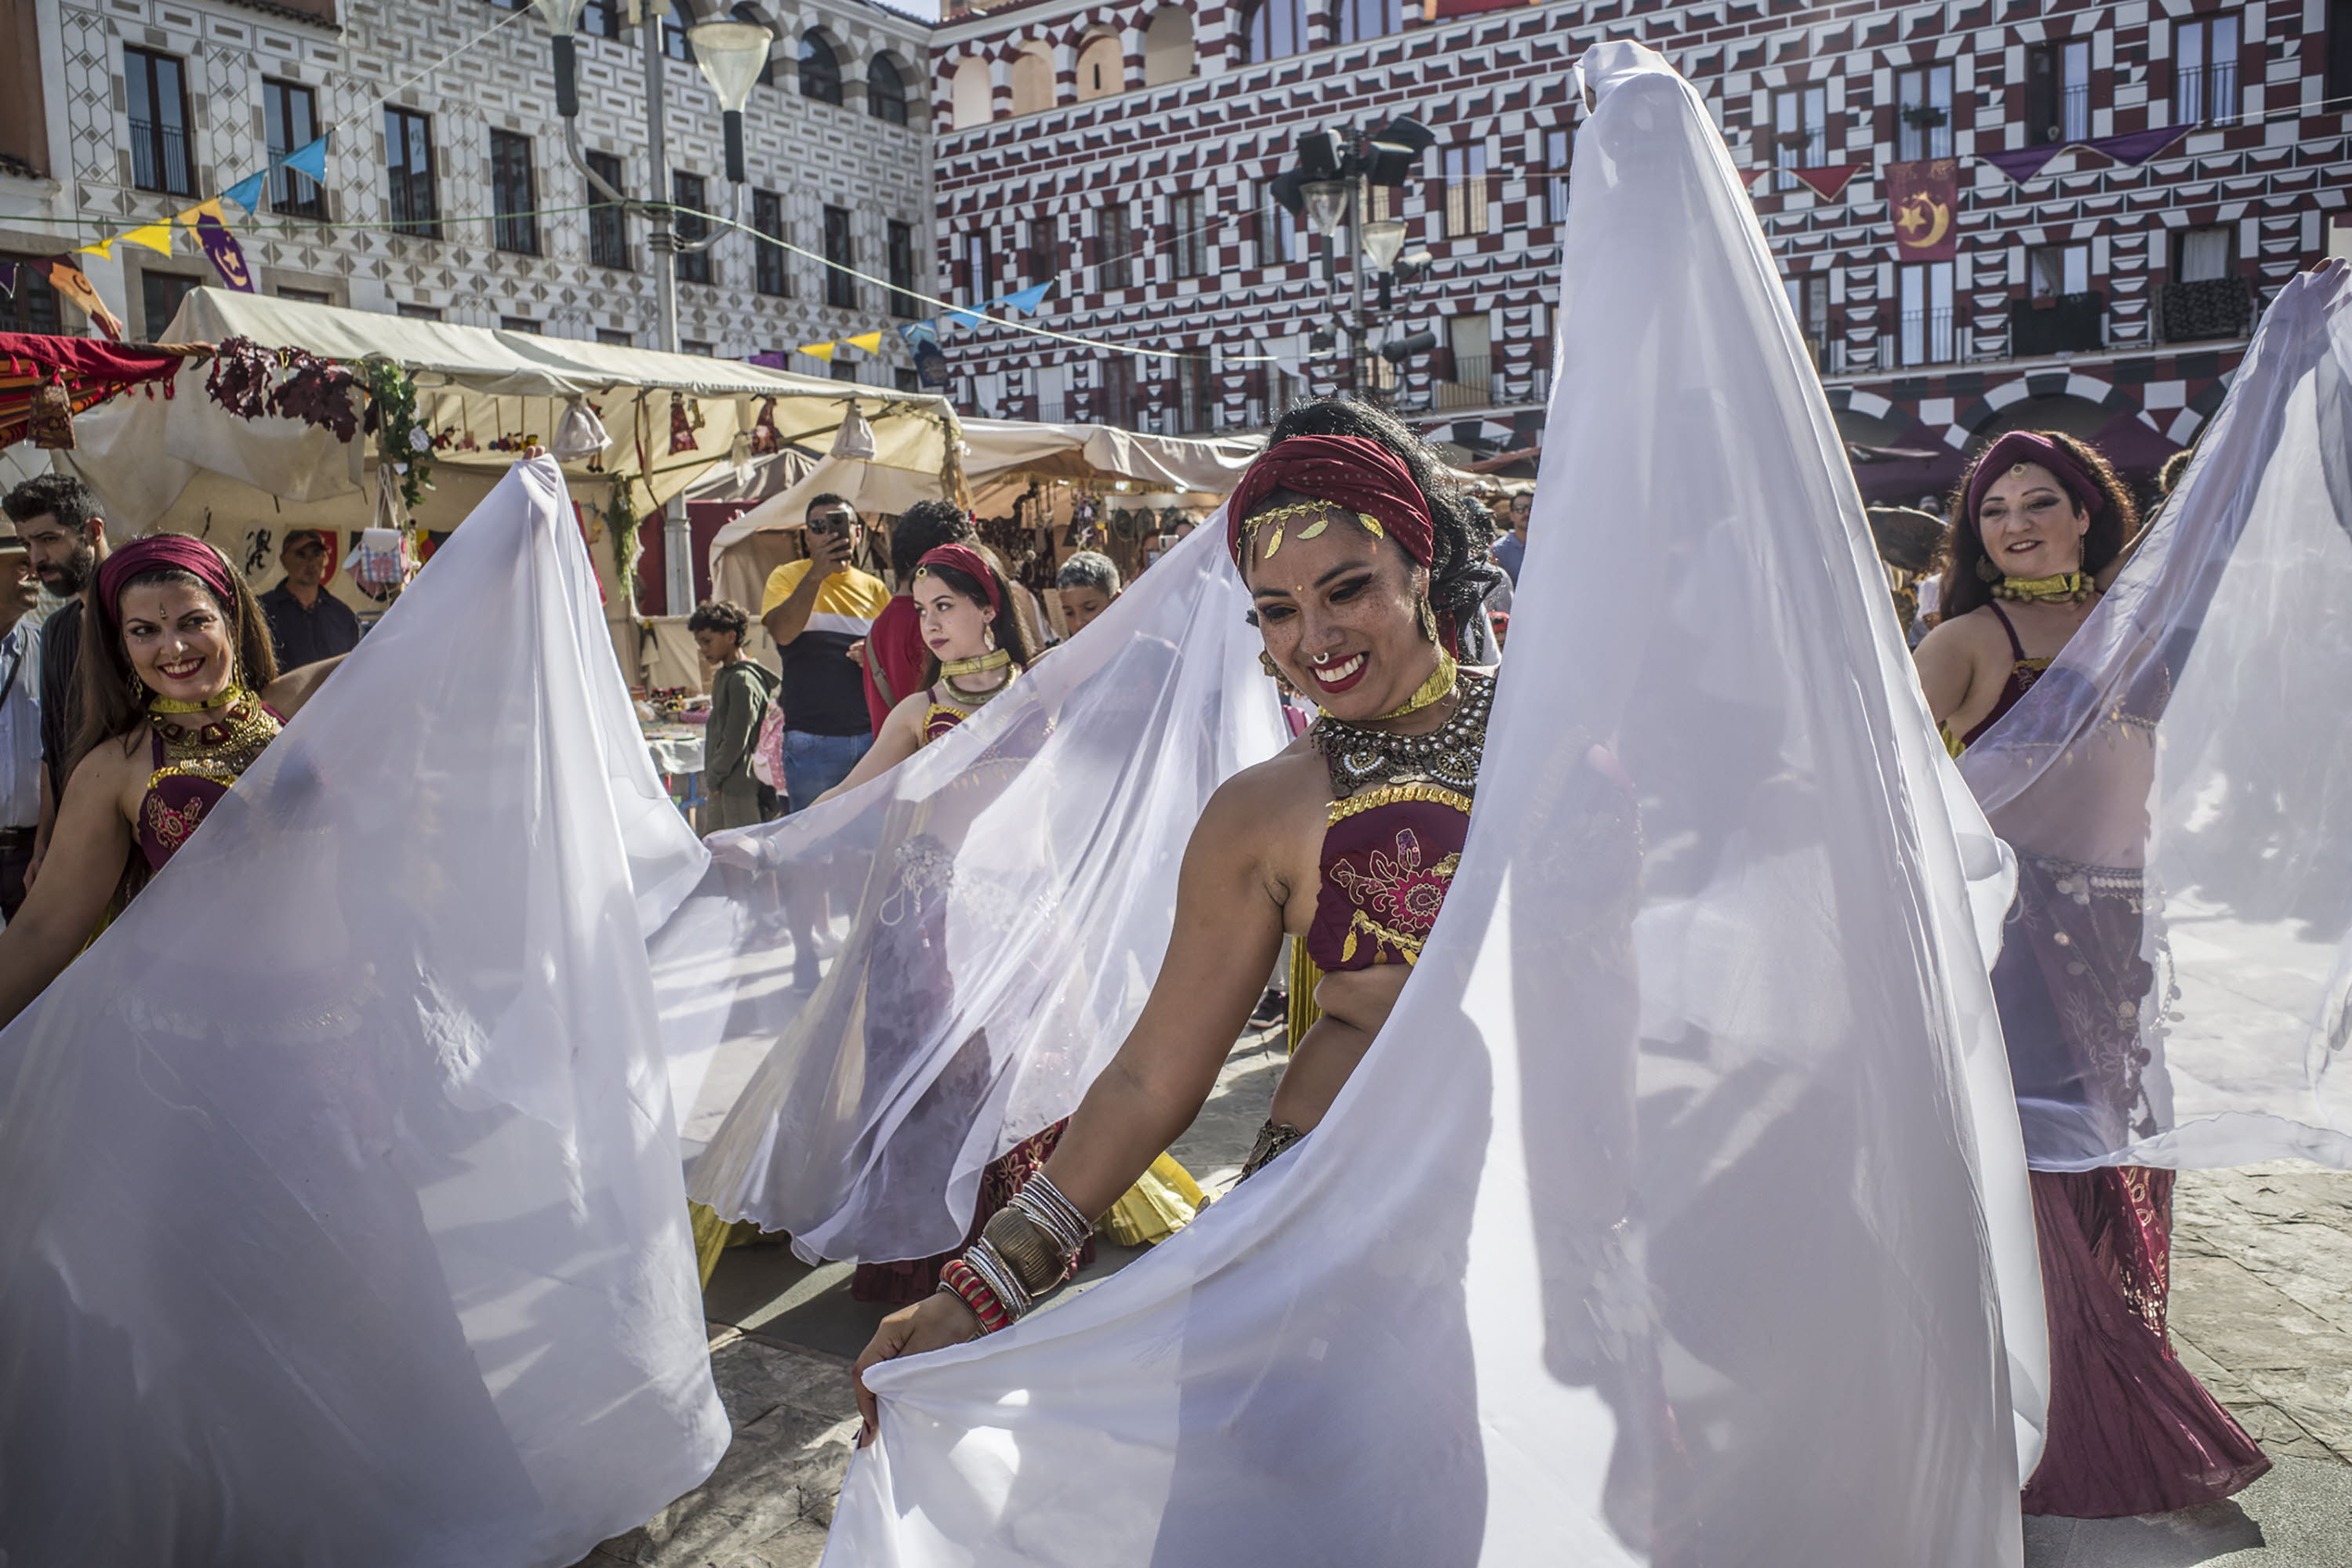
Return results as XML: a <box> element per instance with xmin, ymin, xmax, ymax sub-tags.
<box><xmin>0</xmin><ymin>459</ymin><xmax>728</xmax><ymax>1565</ymax></box>
<box><xmin>828</xmin><ymin>44</ymin><xmax>2041</xmax><ymax>1566</ymax></box>
<box><xmin>1959</xmin><ymin>263</ymin><xmax>2352</xmax><ymax>1171</ymax></box>
<box><xmin>655</xmin><ymin>522</ymin><xmax>1285</xmax><ymax>1262</ymax></box>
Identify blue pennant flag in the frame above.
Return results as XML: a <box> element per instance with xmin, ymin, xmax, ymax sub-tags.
<box><xmin>944</xmin><ymin>308</ymin><xmax>985</xmax><ymax>330</ymax></box>
<box><xmin>996</xmin><ymin>282</ymin><xmax>1051</xmax><ymax>314</ymax></box>
<box><xmin>222</xmin><ymin>172</ymin><xmax>268</xmax><ymax>214</ymax></box>
<box><xmin>281</xmin><ymin>134</ymin><xmax>329</xmax><ymax>183</ymax></box>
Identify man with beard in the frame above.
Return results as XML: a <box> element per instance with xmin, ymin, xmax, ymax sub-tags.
<box><xmin>2</xmin><ymin>475</ymin><xmax>111</xmax><ymax>891</ymax></box>
<box><xmin>0</xmin><ymin>533</ymin><xmax>40</xmax><ymax>918</ymax></box>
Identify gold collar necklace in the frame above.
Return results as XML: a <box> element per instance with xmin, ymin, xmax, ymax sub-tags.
<box><xmin>1993</xmin><ymin>572</ymin><xmax>2094</xmax><ymax>604</ymax></box>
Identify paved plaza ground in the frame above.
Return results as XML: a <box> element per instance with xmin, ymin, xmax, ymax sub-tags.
<box><xmin>579</xmin><ymin>1027</ymin><xmax>2352</xmax><ymax>1568</ymax></box>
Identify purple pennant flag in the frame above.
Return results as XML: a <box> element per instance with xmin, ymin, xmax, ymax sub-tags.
<box><xmin>194</xmin><ymin>213</ymin><xmax>257</xmax><ymax>292</ymax></box>
<box><xmin>746</xmin><ymin>350</ymin><xmax>792</xmax><ymax>369</ymax></box>
<box><xmin>0</xmin><ymin>260</ymin><xmax>15</xmax><ymax>299</ymax></box>
<box><xmin>2085</xmin><ymin>125</ymin><xmax>2187</xmax><ymax>166</ymax></box>
<box><xmin>1984</xmin><ymin>143</ymin><xmax>2068</xmax><ymax>184</ymax></box>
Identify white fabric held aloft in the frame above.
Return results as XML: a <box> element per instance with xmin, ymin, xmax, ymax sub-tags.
<box><xmin>658</xmin><ymin>515</ymin><xmax>1287</xmax><ymax>1261</ymax></box>
<box><xmin>826</xmin><ymin>44</ymin><xmax>2040</xmax><ymax>1566</ymax></box>
<box><xmin>1959</xmin><ymin>263</ymin><xmax>2352</xmax><ymax>1171</ymax></box>
<box><xmin>0</xmin><ymin>457</ymin><xmax>727</xmax><ymax>1565</ymax></box>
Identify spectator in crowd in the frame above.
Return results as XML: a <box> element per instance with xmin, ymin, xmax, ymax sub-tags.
<box><xmin>0</xmin><ymin>534</ymin><xmax>41</xmax><ymax>920</ymax></box>
<box><xmin>760</xmin><ymin>492</ymin><xmax>891</xmax><ymax>990</ymax></box>
<box><xmin>2157</xmin><ymin>446</ymin><xmax>2195</xmax><ymax>499</ymax></box>
<box><xmin>2</xmin><ymin>474</ymin><xmax>109</xmax><ymax>892</ymax></box>
<box><xmin>1054</xmin><ymin>552</ymin><xmax>1122</xmax><ymax>637</ymax></box>
<box><xmin>690</xmin><ymin>599</ymin><xmax>780</xmax><ymax>834</ymax></box>
<box><xmin>259</xmin><ymin>530</ymin><xmax>363</xmax><ymax>669</ymax></box>
<box><xmin>1490</xmin><ymin>492</ymin><xmax>1530</xmax><ymax>585</ymax></box>
<box><xmin>860</xmin><ymin>499</ymin><xmax>976</xmax><ymax>734</ymax></box>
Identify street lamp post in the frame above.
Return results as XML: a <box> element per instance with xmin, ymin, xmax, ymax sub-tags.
<box><xmin>531</xmin><ymin>0</ymin><xmax>773</xmax><ymax>614</ymax></box>
<box><xmin>1273</xmin><ymin>116</ymin><xmax>1436</xmax><ymax>407</ymax></box>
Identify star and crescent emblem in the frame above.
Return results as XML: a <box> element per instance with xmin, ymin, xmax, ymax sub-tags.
<box><xmin>1896</xmin><ymin>191</ymin><xmax>1951</xmax><ymax>249</ymax></box>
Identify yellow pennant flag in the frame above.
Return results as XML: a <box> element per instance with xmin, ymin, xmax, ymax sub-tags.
<box><xmin>843</xmin><ymin>331</ymin><xmax>884</xmax><ymax>354</ymax></box>
<box><xmin>77</xmin><ymin>238</ymin><xmax>114</xmax><ymax>261</ymax></box>
<box><xmin>174</xmin><ymin>199</ymin><xmax>226</xmax><ymax>228</ymax></box>
<box><xmin>120</xmin><ymin>222</ymin><xmax>176</xmax><ymax>256</ymax></box>
<box><xmin>798</xmin><ymin>341</ymin><xmax>837</xmax><ymax>362</ymax></box>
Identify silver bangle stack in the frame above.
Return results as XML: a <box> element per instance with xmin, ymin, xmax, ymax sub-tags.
<box><xmin>962</xmin><ymin>1174</ymin><xmax>1094</xmax><ymax>1327</ymax></box>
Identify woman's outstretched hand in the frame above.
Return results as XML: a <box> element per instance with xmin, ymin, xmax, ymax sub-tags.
<box><xmin>853</xmin><ymin>1290</ymin><xmax>983</xmax><ymax>1446</ymax></box>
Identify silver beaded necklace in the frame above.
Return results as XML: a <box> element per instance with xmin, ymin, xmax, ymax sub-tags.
<box><xmin>1311</xmin><ymin>670</ymin><xmax>1494</xmax><ymax>799</ymax></box>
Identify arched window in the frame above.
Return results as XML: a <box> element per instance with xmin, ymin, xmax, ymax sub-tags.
<box><xmin>1334</xmin><ymin>0</ymin><xmax>1400</xmax><ymax>45</ymax></box>
<box><xmin>1143</xmin><ymin>7</ymin><xmax>1196</xmax><ymax>85</ymax></box>
<box><xmin>1010</xmin><ymin>42</ymin><xmax>1054</xmax><ymax>114</ymax></box>
<box><xmin>867</xmin><ymin>53</ymin><xmax>909</xmax><ymax>123</ymax></box>
<box><xmin>1074</xmin><ymin>31</ymin><xmax>1122</xmax><ymax>100</ymax></box>
<box><xmin>799</xmin><ymin>31</ymin><xmax>843</xmax><ymax>106</ymax></box>
<box><xmin>950</xmin><ymin>56</ymin><xmax>993</xmax><ymax>129</ymax></box>
<box><xmin>1240</xmin><ymin>0</ymin><xmax>1307</xmax><ymax>64</ymax></box>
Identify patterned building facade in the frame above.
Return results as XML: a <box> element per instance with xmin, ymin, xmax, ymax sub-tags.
<box><xmin>930</xmin><ymin>0</ymin><xmax>2352</xmax><ymax>491</ymax></box>
<box><xmin>0</xmin><ymin>0</ymin><xmax>940</xmax><ymax>381</ymax></box>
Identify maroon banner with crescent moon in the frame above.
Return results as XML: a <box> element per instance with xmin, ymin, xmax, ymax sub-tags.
<box><xmin>1886</xmin><ymin>158</ymin><xmax>1958</xmax><ymax>263</ymax></box>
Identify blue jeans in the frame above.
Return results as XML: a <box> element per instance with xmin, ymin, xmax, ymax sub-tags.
<box><xmin>781</xmin><ymin>728</ymin><xmax>872</xmax><ymax>813</ymax></box>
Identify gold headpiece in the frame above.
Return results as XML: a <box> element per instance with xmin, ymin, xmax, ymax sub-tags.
<box><xmin>1236</xmin><ymin>501</ymin><xmax>1386</xmax><ymax>561</ymax></box>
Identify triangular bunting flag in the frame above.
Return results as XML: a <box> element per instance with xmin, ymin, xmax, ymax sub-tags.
<box><xmin>897</xmin><ymin>321</ymin><xmax>938</xmax><ymax>348</ymax></box>
<box><xmin>120</xmin><ymin>222</ymin><xmax>175</xmax><ymax>256</ymax></box>
<box><xmin>2082</xmin><ymin>125</ymin><xmax>2186</xmax><ymax>167</ymax></box>
<box><xmin>281</xmin><ymin>134</ymin><xmax>329</xmax><ymax>183</ymax></box>
<box><xmin>175</xmin><ymin>198</ymin><xmax>227</xmax><ymax>228</ymax></box>
<box><xmin>194</xmin><ymin>213</ymin><xmax>257</xmax><ymax>292</ymax></box>
<box><xmin>76</xmin><ymin>238</ymin><xmax>114</xmax><ymax>262</ymax></box>
<box><xmin>1983</xmin><ymin>143</ymin><xmax>2067</xmax><ymax>184</ymax></box>
<box><xmin>798</xmin><ymin>341</ymin><xmax>837</xmax><ymax>362</ymax></box>
<box><xmin>223</xmin><ymin>172</ymin><xmax>268</xmax><ymax>214</ymax></box>
<box><xmin>0</xmin><ymin>262</ymin><xmax>16</xmax><ymax>300</ymax></box>
<box><xmin>843</xmin><ymin>331</ymin><xmax>884</xmax><ymax>354</ymax></box>
<box><xmin>996</xmin><ymin>282</ymin><xmax>1051</xmax><ymax>314</ymax></box>
<box><xmin>944</xmin><ymin>308</ymin><xmax>984</xmax><ymax>330</ymax></box>
<box><xmin>38</xmin><ymin>256</ymin><xmax>125</xmax><ymax>340</ymax></box>
<box><xmin>1788</xmin><ymin>164</ymin><xmax>1865</xmax><ymax>201</ymax></box>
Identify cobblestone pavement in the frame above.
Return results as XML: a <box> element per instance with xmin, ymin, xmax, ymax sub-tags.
<box><xmin>579</xmin><ymin>1041</ymin><xmax>2352</xmax><ymax>1567</ymax></box>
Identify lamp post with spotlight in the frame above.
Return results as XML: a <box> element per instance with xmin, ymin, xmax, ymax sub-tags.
<box><xmin>1270</xmin><ymin>115</ymin><xmax>1436</xmax><ymax>405</ymax></box>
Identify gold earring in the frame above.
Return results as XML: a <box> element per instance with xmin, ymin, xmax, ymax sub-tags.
<box><xmin>1416</xmin><ymin>597</ymin><xmax>1440</xmax><ymax>643</ymax></box>
<box><xmin>1258</xmin><ymin>651</ymin><xmax>1281</xmax><ymax>680</ymax></box>
<box><xmin>983</xmin><ymin>626</ymin><xmax>997</xmax><ymax>655</ymax></box>
<box><xmin>1974</xmin><ymin>557</ymin><xmax>2002</xmax><ymax>583</ymax></box>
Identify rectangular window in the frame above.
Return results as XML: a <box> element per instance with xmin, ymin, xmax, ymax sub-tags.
<box><xmin>1541</xmin><ymin>128</ymin><xmax>1573</xmax><ymax>226</ymax></box>
<box><xmin>1440</xmin><ymin>145</ymin><xmax>1490</xmax><ymax>237</ymax></box>
<box><xmin>674</xmin><ymin>171</ymin><xmax>712</xmax><ymax>285</ymax></box>
<box><xmin>263</xmin><ymin>79</ymin><xmax>326</xmax><ymax>218</ymax></box>
<box><xmin>1771</xmin><ymin>85</ymin><xmax>1827</xmax><ymax>190</ymax></box>
<box><xmin>681</xmin><ymin>339</ymin><xmax>714</xmax><ymax>356</ymax></box>
<box><xmin>490</xmin><ymin>130</ymin><xmax>539</xmax><ymax>255</ymax></box>
<box><xmin>595</xmin><ymin>328</ymin><xmax>632</xmax><ymax>346</ymax></box>
<box><xmin>887</xmin><ymin>220</ymin><xmax>920</xmax><ymax>318</ymax></box>
<box><xmin>1100</xmin><ymin>206</ymin><xmax>1134</xmax><ymax>290</ymax></box>
<box><xmin>139</xmin><ymin>271</ymin><xmax>201</xmax><ymax>339</ymax></box>
<box><xmin>586</xmin><ymin>150</ymin><xmax>630</xmax><ymax>270</ymax></box>
<box><xmin>499</xmin><ymin>315</ymin><xmax>541</xmax><ymax>334</ymax></box>
<box><xmin>581</xmin><ymin>0</ymin><xmax>622</xmax><ymax>38</ymax></box>
<box><xmin>823</xmin><ymin>205</ymin><xmax>855</xmax><ymax>308</ymax></box>
<box><xmin>1102</xmin><ymin>356</ymin><xmax>1135</xmax><ymax>426</ymax></box>
<box><xmin>125</xmin><ymin>48</ymin><xmax>194</xmax><ymax>196</ymax></box>
<box><xmin>1258</xmin><ymin>184</ymin><xmax>1297</xmax><ymax>267</ymax></box>
<box><xmin>2176</xmin><ymin>14</ymin><xmax>2241</xmax><ymax>125</ymax></box>
<box><xmin>2177</xmin><ymin>225</ymin><xmax>2234</xmax><ymax>281</ymax></box>
<box><xmin>1895</xmin><ymin>64</ymin><xmax>1953</xmax><ymax>162</ymax></box>
<box><xmin>2028</xmin><ymin>242</ymin><xmax>2090</xmax><ymax>299</ymax></box>
<box><xmin>396</xmin><ymin>301</ymin><xmax>442</xmax><ymax>321</ymax></box>
<box><xmin>1172</xmin><ymin>191</ymin><xmax>1208</xmax><ymax>279</ymax></box>
<box><xmin>384</xmin><ymin>108</ymin><xmax>440</xmax><ymax>238</ymax></box>
<box><xmin>753</xmin><ymin>189</ymin><xmax>789</xmax><ymax>296</ymax></box>
<box><xmin>0</xmin><ymin>253</ymin><xmax>63</xmax><ymax>335</ymax></box>
<box><xmin>1899</xmin><ymin>260</ymin><xmax>1955</xmax><ymax>367</ymax></box>
<box><xmin>1175</xmin><ymin>354</ymin><xmax>1212</xmax><ymax>433</ymax></box>
<box><xmin>1022</xmin><ymin>216</ymin><xmax>1054</xmax><ymax>284</ymax></box>
<box><xmin>1784</xmin><ymin>273</ymin><xmax>1829</xmax><ymax>366</ymax></box>
<box><xmin>277</xmin><ymin>286</ymin><xmax>332</xmax><ymax>303</ymax></box>
<box><xmin>663</xmin><ymin>1</ymin><xmax>690</xmax><ymax>60</ymax></box>
<box><xmin>2060</xmin><ymin>41</ymin><xmax>2092</xmax><ymax>143</ymax></box>
<box><xmin>1446</xmin><ymin>313</ymin><xmax>1490</xmax><ymax>387</ymax></box>
<box><xmin>2333</xmin><ymin>0</ymin><xmax>2352</xmax><ymax>103</ymax></box>
<box><xmin>963</xmin><ymin>230</ymin><xmax>994</xmax><ymax>304</ymax></box>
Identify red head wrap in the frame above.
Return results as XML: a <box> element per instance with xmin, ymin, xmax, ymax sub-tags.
<box><xmin>1962</xmin><ymin>430</ymin><xmax>2107</xmax><ymax>528</ymax></box>
<box><xmin>1225</xmin><ymin>434</ymin><xmax>1436</xmax><ymax>571</ymax></box>
<box><xmin>914</xmin><ymin>543</ymin><xmax>1002</xmax><ymax>615</ymax></box>
<box><xmin>96</xmin><ymin>535</ymin><xmax>241</xmax><ymax>634</ymax></box>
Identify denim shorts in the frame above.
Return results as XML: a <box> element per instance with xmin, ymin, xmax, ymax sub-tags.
<box><xmin>781</xmin><ymin>728</ymin><xmax>873</xmax><ymax>813</ymax></box>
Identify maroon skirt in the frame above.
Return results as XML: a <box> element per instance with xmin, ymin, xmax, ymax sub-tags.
<box><xmin>850</xmin><ymin>1119</ymin><xmax>1093</xmax><ymax>1305</ymax></box>
<box><xmin>2021</xmin><ymin>1167</ymin><xmax>2269</xmax><ymax>1517</ymax></box>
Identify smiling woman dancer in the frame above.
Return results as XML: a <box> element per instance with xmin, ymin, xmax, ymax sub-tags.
<box><xmin>0</xmin><ymin>535</ymin><xmax>339</xmax><ymax>1022</ymax></box>
<box><xmin>1915</xmin><ymin>430</ymin><xmax>2267</xmax><ymax>1519</ymax></box>
<box><xmin>851</xmin><ymin>410</ymin><xmax>1503</xmax><ymax>1429</ymax></box>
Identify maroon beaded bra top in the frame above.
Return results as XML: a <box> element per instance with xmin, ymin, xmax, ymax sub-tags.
<box><xmin>139</xmin><ymin>694</ymin><xmax>282</xmax><ymax>871</ymax></box>
<box><xmin>1302</xmin><ymin>672</ymin><xmax>1492</xmax><ymax>974</ymax></box>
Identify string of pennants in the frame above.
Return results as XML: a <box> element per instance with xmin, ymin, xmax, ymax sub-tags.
<box><xmin>1750</xmin><ymin>125</ymin><xmax>2191</xmax><ymax>265</ymax></box>
<box><xmin>0</xmin><ymin>134</ymin><xmax>329</xmax><ymax>340</ymax></box>
<box><xmin>757</xmin><ymin>283</ymin><xmax>1055</xmax><ymax>390</ymax></box>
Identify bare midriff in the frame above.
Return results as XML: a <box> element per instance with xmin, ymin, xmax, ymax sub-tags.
<box><xmin>1266</xmin><ymin>964</ymin><xmax>1409</xmax><ymax>1132</ymax></box>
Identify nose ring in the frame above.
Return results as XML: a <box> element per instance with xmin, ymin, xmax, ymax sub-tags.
<box><xmin>1312</xmin><ymin>651</ymin><xmax>1331</xmax><ymax>666</ymax></box>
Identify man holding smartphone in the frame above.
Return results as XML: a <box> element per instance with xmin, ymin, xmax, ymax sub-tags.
<box><xmin>759</xmin><ymin>492</ymin><xmax>891</xmax><ymax>988</ymax></box>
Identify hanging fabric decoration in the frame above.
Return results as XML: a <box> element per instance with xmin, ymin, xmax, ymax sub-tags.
<box><xmin>118</xmin><ymin>223</ymin><xmax>175</xmax><ymax>257</ymax></box>
<box><xmin>1887</xmin><ymin>158</ymin><xmax>1961</xmax><ymax>262</ymax></box>
<box><xmin>36</xmin><ymin>256</ymin><xmax>125</xmax><ymax>341</ymax></box>
<box><xmin>828</xmin><ymin>402</ymin><xmax>875</xmax><ymax>461</ymax></box>
<box><xmin>996</xmin><ymin>282</ymin><xmax>1053</xmax><ymax>314</ymax></box>
<box><xmin>1984</xmin><ymin>144</ymin><xmax>2069</xmax><ymax>184</ymax></box>
<box><xmin>1787</xmin><ymin>163</ymin><xmax>1865</xmax><ymax>201</ymax></box>
<box><xmin>1958</xmin><ymin>263</ymin><xmax>2352</xmax><ymax>1171</ymax></box>
<box><xmin>746</xmin><ymin>395</ymin><xmax>782</xmax><ymax>456</ymax></box>
<box><xmin>26</xmin><ymin>375</ymin><xmax>74</xmax><ymax>450</ymax></box>
<box><xmin>221</xmin><ymin>171</ymin><xmax>268</xmax><ymax>215</ymax></box>
<box><xmin>666</xmin><ymin>390</ymin><xmax>696</xmax><ymax>456</ymax></box>
<box><xmin>842</xmin><ymin>330</ymin><xmax>884</xmax><ymax>354</ymax></box>
<box><xmin>192</xmin><ymin>213</ymin><xmax>257</xmax><ymax>292</ymax></box>
<box><xmin>822</xmin><ymin>42</ymin><xmax>2046</xmax><ymax>1563</ymax></box>
<box><xmin>2082</xmin><ymin>125</ymin><xmax>2187</xmax><ymax>166</ymax></box>
<box><xmin>797</xmin><ymin>341</ymin><xmax>837</xmax><ymax>363</ymax></box>
<box><xmin>550</xmin><ymin>396</ymin><xmax>611</xmax><ymax>463</ymax></box>
<box><xmin>943</xmin><ymin>307</ymin><xmax>985</xmax><ymax>330</ymax></box>
<box><xmin>280</xmin><ymin>132</ymin><xmax>330</xmax><ymax>184</ymax></box>
<box><xmin>0</xmin><ymin>262</ymin><xmax>17</xmax><ymax>299</ymax></box>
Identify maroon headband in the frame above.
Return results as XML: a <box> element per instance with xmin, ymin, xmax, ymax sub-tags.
<box><xmin>1962</xmin><ymin>431</ymin><xmax>2107</xmax><ymax>525</ymax></box>
<box><xmin>96</xmin><ymin>534</ymin><xmax>240</xmax><ymax>633</ymax></box>
<box><xmin>1226</xmin><ymin>434</ymin><xmax>1436</xmax><ymax>570</ymax></box>
<box><xmin>915</xmin><ymin>543</ymin><xmax>1001</xmax><ymax>615</ymax></box>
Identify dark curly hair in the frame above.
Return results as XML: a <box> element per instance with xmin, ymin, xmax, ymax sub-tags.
<box><xmin>889</xmin><ymin>499</ymin><xmax>974</xmax><ymax>582</ymax></box>
<box><xmin>688</xmin><ymin>599</ymin><xmax>753</xmax><ymax>641</ymax></box>
<box><xmin>1938</xmin><ymin>428</ymin><xmax>2140</xmax><ymax>622</ymax></box>
<box><xmin>916</xmin><ymin>556</ymin><xmax>1036</xmax><ymax>686</ymax></box>
<box><xmin>1260</xmin><ymin>398</ymin><xmax>1503</xmax><ymax>635</ymax></box>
